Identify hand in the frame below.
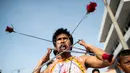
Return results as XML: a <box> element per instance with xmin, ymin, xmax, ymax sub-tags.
<box><xmin>78</xmin><ymin>40</ymin><xmax>89</xmax><ymax>52</ymax></box>
<box><xmin>47</xmin><ymin>48</ymin><xmax>52</xmax><ymax>55</ymax></box>
<box><xmin>34</xmin><ymin>48</ymin><xmax>52</xmax><ymax>72</ymax></box>
<box><xmin>39</xmin><ymin>48</ymin><xmax>52</xmax><ymax>64</ymax></box>
<box><xmin>78</xmin><ymin>40</ymin><xmax>86</xmax><ymax>46</ymax></box>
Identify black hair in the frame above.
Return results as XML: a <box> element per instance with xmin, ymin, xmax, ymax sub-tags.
<box><xmin>92</xmin><ymin>69</ymin><xmax>100</xmax><ymax>73</ymax></box>
<box><xmin>52</xmin><ymin>28</ymin><xmax>73</xmax><ymax>47</ymax></box>
<box><xmin>118</xmin><ymin>49</ymin><xmax>130</xmax><ymax>56</ymax></box>
<box><xmin>117</xmin><ymin>49</ymin><xmax>130</xmax><ymax>63</ymax></box>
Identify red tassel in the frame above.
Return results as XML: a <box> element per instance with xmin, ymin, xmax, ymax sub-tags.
<box><xmin>5</xmin><ymin>26</ymin><xmax>14</xmax><ymax>33</ymax></box>
<box><xmin>102</xmin><ymin>53</ymin><xmax>113</xmax><ymax>62</ymax></box>
<box><xmin>86</xmin><ymin>2</ymin><xmax>97</xmax><ymax>13</ymax></box>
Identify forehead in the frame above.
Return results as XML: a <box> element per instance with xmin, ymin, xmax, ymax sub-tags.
<box><xmin>56</xmin><ymin>34</ymin><xmax>68</xmax><ymax>38</ymax></box>
<box><xmin>119</xmin><ymin>55</ymin><xmax>130</xmax><ymax>61</ymax></box>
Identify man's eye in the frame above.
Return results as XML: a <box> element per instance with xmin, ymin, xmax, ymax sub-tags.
<box><xmin>124</xmin><ymin>61</ymin><xmax>130</xmax><ymax>64</ymax></box>
<box><xmin>57</xmin><ymin>38</ymin><xmax>61</xmax><ymax>41</ymax></box>
<box><xmin>63</xmin><ymin>38</ymin><xmax>68</xmax><ymax>40</ymax></box>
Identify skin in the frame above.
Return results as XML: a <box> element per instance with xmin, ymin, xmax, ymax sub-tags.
<box><xmin>35</xmin><ymin>33</ymin><xmax>113</xmax><ymax>73</ymax></box>
<box><xmin>118</xmin><ymin>55</ymin><xmax>130</xmax><ymax>73</ymax></box>
<box><xmin>93</xmin><ymin>71</ymin><xmax>100</xmax><ymax>73</ymax></box>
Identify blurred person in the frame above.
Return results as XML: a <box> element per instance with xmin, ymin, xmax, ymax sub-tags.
<box><xmin>117</xmin><ymin>49</ymin><xmax>130</xmax><ymax>73</ymax></box>
<box><xmin>92</xmin><ymin>68</ymin><xmax>100</xmax><ymax>73</ymax></box>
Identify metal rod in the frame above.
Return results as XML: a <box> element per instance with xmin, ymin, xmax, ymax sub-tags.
<box><xmin>50</xmin><ymin>48</ymin><xmax>96</xmax><ymax>55</ymax></box>
<box><xmin>72</xmin><ymin>47</ymin><xmax>86</xmax><ymax>51</ymax></box>
<box><xmin>50</xmin><ymin>48</ymin><xmax>86</xmax><ymax>54</ymax></box>
<box><xmin>14</xmin><ymin>32</ymin><xmax>53</xmax><ymax>43</ymax></box>
<box><xmin>70</xmin><ymin>13</ymin><xmax>87</xmax><ymax>35</ymax></box>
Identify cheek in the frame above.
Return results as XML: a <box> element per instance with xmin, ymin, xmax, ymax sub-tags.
<box><xmin>56</xmin><ymin>45</ymin><xmax>59</xmax><ymax>48</ymax></box>
<box><xmin>122</xmin><ymin>67</ymin><xmax>130</xmax><ymax>72</ymax></box>
<box><xmin>55</xmin><ymin>43</ymin><xmax>60</xmax><ymax>49</ymax></box>
<box><xmin>66</xmin><ymin>40</ymin><xmax>71</xmax><ymax>45</ymax></box>
<box><xmin>56</xmin><ymin>41</ymin><xmax>60</xmax><ymax>45</ymax></box>
<box><xmin>121</xmin><ymin>64</ymin><xmax>129</xmax><ymax>70</ymax></box>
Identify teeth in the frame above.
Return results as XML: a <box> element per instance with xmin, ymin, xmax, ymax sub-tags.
<box><xmin>61</xmin><ymin>47</ymin><xmax>65</xmax><ymax>50</ymax></box>
<box><xmin>60</xmin><ymin>45</ymin><xmax>66</xmax><ymax>50</ymax></box>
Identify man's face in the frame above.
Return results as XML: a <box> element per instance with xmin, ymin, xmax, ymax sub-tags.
<box><xmin>55</xmin><ymin>33</ymin><xmax>71</xmax><ymax>52</ymax></box>
<box><xmin>119</xmin><ymin>55</ymin><xmax>130</xmax><ymax>73</ymax></box>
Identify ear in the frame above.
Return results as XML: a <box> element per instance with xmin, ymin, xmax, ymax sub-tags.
<box><xmin>117</xmin><ymin>63</ymin><xmax>123</xmax><ymax>71</ymax></box>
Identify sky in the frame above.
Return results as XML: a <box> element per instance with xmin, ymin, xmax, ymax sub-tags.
<box><xmin>0</xmin><ymin>0</ymin><xmax>108</xmax><ymax>73</ymax></box>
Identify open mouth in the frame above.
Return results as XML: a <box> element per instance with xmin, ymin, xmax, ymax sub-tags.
<box><xmin>59</xmin><ymin>45</ymin><xmax>67</xmax><ymax>50</ymax></box>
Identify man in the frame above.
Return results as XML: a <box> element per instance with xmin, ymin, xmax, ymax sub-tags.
<box><xmin>92</xmin><ymin>69</ymin><xmax>100</xmax><ymax>73</ymax></box>
<box><xmin>117</xmin><ymin>49</ymin><xmax>130</xmax><ymax>73</ymax></box>
<box><xmin>34</xmin><ymin>28</ymin><xmax>113</xmax><ymax>73</ymax></box>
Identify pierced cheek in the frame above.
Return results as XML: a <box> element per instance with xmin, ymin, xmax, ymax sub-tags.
<box><xmin>68</xmin><ymin>43</ymin><xmax>72</xmax><ymax>47</ymax></box>
<box><xmin>66</xmin><ymin>41</ymin><xmax>71</xmax><ymax>44</ymax></box>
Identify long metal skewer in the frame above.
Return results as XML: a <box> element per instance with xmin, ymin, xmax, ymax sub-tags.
<box><xmin>33</xmin><ymin>47</ymin><xmax>97</xmax><ymax>73</ymax></box>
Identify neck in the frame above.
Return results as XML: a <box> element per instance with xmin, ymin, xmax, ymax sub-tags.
<box><xmin>61</xmin><ymin>52</ymin><xmax>71</xmax><ymax>60</ymax></box>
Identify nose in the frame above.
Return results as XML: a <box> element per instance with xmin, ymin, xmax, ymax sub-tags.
<box><xmin>61</xmin><ymin>38</ymin><xmax>65</xmax><ymax>43</ymax></box>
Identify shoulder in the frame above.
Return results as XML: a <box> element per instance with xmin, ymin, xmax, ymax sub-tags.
<box><xmin>74</xmin><ymin>55</ymin><xmax>93</xmax><ymax>62</ymax></box>
<box><xmin>74</xmin><ymin>55</ymin><xmax>90</xmax><ymax>68</ymax></box>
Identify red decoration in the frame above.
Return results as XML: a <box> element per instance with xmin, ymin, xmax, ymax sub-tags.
<box><xmin>5</xmin><ymin>26</ymin><xmax>14</xmax><ymax>33</ymax></box>
<box><xmin>86</xmin><ymin>2</ymin><xmax>97</xmax><ymax>13</ymax></box>
<box><xmin>102</xmin><ymin>53</ymin><xmax>113</xmax><ymax>62</ymax></box>
<box><xmin>63</xmin><ymin>70</ymin><xmax>67</xmax><ymax>73</ymax></box>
